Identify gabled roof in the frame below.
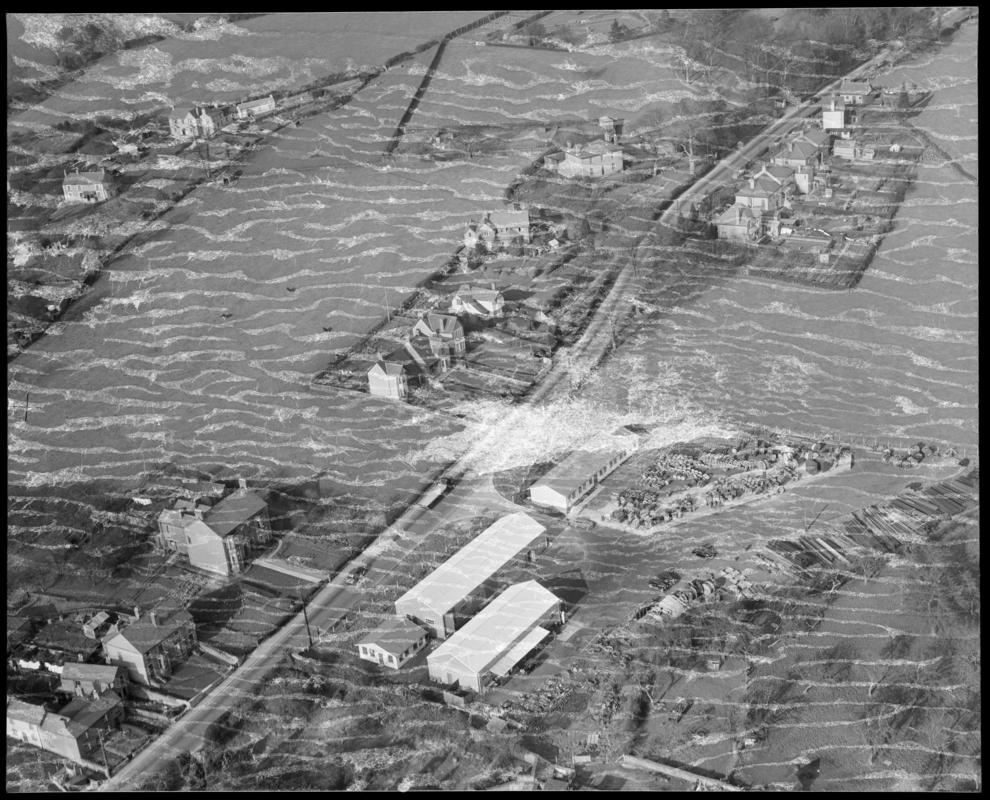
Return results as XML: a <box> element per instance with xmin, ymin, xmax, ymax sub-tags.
<box><xmin>715</xmin><ymin>203</ymin><xmax>756</xmax><ymax>226</ymax></box>
<box><xmin>63</xmin><ymin>170</ymin><xmax>108</xmax><ymax>186</ymax></box>
<box><xmin>58</xmin><ymin>691</ymin><xmax>122</xmax><ymax>737</ymax></box>
<box><xmin>757</xmin><ymin>163</ymin><xmax>795</xmax><ymax>183</ymax></box>
<box><xmin>202</xmin><ymin>490</ymin><xmax>266</xmax><ymax>537</ymax></box>
<box><xmin>776</xmin><ymin>140</ymin><xmax>818</xmax><ymax>161</ymax></box>
<box><xmin>414</xmin><ymin>312</ymin><xmax>462</xmax><ymax>338</ymax></box>
<box><xmin>573</xmin><ymin>139</ymin><xmax>622</xmax><ymax>158</ymax></box>
<box><xmin>60</xmin><ymin>662</ymin><xmax>123</xmax><ymax>684</ymax></box>
<box><xmin>840</xmin><ymin>78</ymin><xmax>872</xmax><ymax>95</ymax></box>
<box><xmin>427</xmin><ymin>580</ymin><xmax>558</xmax><ymax>677</ymax></box>
<box><xmin>107</xmin><ymin>609</ymin><xmax>194</xmax><ymax>654</ymax></box>
<box><xmin>489</xmin><ymin>209</ymin><xmax>529</xmax><ymax>229</ymax></box>
<box><xmin>795</xmin><ymin>128</ymin><xmax>829</xmax><ymax>148</ymax></box>
<box><xmin>359</xmin><ymin>618</ymin><xmax>427</xmax><ymax>658</ymax></box>
<box><xmin>7</xmin><ymin>697</ymin><xmax>47</xmax><ymax>726</ymax></box>
<box><xmin>238</xmin><ymin>94</ymin><xmax>275</xmax><ymax>109</ymax></box>
<box><xmin>369</xmin><ymin>359</ymin><xmax>405</xmax><ymax>378</ymax></box>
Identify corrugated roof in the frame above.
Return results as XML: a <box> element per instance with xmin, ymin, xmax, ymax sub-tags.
<box><xmin>396</xmin><ymin>513</ymin><xmax>546</xmax><ymax>619</ymax></box>
<box><xmin>489</xmin><ymin>625</ymin><xmax>550</xmax><ymax>676</ymax></box>
<box><xmin>359</xmin><ymin>618</ymin><xmax>427</xmax><ymax>658</ymax></box>
<box><xmin>203</xmin><ymin>490</ymin><xmax>266</xmax><ymax>537</ymax></box>
<box><xmin>531</xmin><ymin>449</ymin><xmax>626</xmax><ymax>499</ymax></box>
<box><xmin>427</xmin><ymin>580</ymin><xmax>558</xmax><ymax>677</ymax></box>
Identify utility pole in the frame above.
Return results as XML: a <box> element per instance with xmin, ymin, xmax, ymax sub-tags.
<box><xmin>97</xmin><ymin>728</ymin><xmax>111</xmax><ymax>778</ymax></box>
<box><xmin>301</xmin><ymin>595</ymin><xmax>314</xmax><ymax>651</ymax></box>
<box><xmin>24</xmin><ymin>392</ymin><xmax>29</xmax><ymax>423</ymax></box>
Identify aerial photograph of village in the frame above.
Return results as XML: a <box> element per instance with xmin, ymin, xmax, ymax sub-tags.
<box><xmin>6</xmin><ymin>9</ymin><xmax>979</xmax><ymax>793</ymax></box>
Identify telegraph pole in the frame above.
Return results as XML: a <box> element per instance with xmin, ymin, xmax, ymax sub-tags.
<box><xmin>300</xmin><ymin>594</ymin><xmax>314</xmax><ymax>651</ymax></box>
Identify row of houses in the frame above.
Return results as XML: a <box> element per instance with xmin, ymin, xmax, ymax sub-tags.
<box><xmin>358</xmin><ymin>512</ymin><xmax>564</xmax><ymax>695</ymax></box>
<box><xmin>167</xmin><ymin>95</ymin><xmax>276</xmax><ymax>140</ymax></box>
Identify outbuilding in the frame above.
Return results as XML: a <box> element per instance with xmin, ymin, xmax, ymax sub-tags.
<box><xmin>529</xmin><ymin>449</ymin><xmax>627</xmax><ymax>513</ymax></box>
<box><xmin>357</xmin><ymin>618</ymin><xmax>429</xmax><ymax>669</ymax></box>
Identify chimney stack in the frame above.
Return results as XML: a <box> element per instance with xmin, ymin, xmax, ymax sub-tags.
<box><xmin>150</xmin><ymin>611</ymin><xmax>158</xmax><ymax>628</ymax></box>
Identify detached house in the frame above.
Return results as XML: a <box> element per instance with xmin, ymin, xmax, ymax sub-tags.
<box><xmin>772</xmin><ymin>140</ymin><xmax>819</xmax><ymax>171</ymax></box>
<box><xmin>734</xmin><ymin>175</ymin><xmax>785</xmax><ymax>213</ymax></box>
<box><xmin>367</xmin><ymin>360</ymin><xmax>408</xmax><ymax>400</ymax></box>
<box><xmin>102</xmin><ymin>608</ymin><xmax>196</xmax><ymax>686</ymax></box>
<box><xmin>489</xmin><ymin>208</ymin><xmax>531</xmax><ymax>243</ymax></box>
<box><xmin>412</xmin><ymin>313</ymin><xmax>466</xmax><ymax>360</ymax></box>
<box><xmin>62</xmin><ymin>170</ymin><xmax>113</xmax><ymax>204</ymax></box>
<box><xmin>463</xmin><ymin>217</ymin><xmax>497</xmax><ymax>252</ymax></box>
<box><xmin>450</xmin><ymin>285</ymin><xmax>505</xmax><ymax>319</ymax></box>
<box><xmin>357</xmin><ymin>618</ymin><xmax>429</xmax><ymax>670</ymax></box>
<box><xmin>715</xmin><ymin>203</ymin><xmax>763</xmax><ymax>242</ymax></box>
<box><xmin>839</xmin><ymin>78</ymin><xmax>874</xmax><ymax>105</ymax></box>
<box><xmin>546</xmin><ymin>139</ymin><xmax>624</xmax><ymax>178</ymax></box>
<box><xmin>156</xmin><ymin>489</ymin><xmax>271</xmax><ymax>576</ymax></box>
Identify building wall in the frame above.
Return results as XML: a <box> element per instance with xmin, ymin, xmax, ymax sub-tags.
<box><xmin>357</xmin><ymin>635</ymin><xmax>426</xmax><ymax>670</ymax></box>
<box><xmin>369</xmin><ymin>370</ymin><xmax>406</xmax><ymax>399</ymax></box>
<box><xmin>63</xmin><ymin>183</ymin><xmax>110</xmax><ymax>203</ymax></box>
<box><xmin>103</xmin><ymin>640</ymin><xmax>150</xmax><ymax>685</ymax></box>
<box><xmin>186</xmin><ymin>519</ymin><xmax>233</xmax><ymax>575</ymax></box>
<box><xmin>529</xmin><ymin>484</ymin><xmax>571</xmax><ymax>512</ymax></box>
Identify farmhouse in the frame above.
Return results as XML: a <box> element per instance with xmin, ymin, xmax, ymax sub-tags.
<box><xmin>62</xmin><ymin>170</ymin><xmax>113</xmax><ymax>204</ymax></box>
<box><xmin>426</xmin><ymin>580</ymin><xmax>562</xmax><ymax>694</ymax></box>
<box><xmin>59</xmin><ymin>662</ymin><xmax>127</xmax><ymax>699</ymax></box>
<box><xmin>367</xmin><ymin>359</ymin><xmax>408</xmax><ymax>400</ymax></box>
<box><xmin>714</xmin><ymin>203</ymin><xmax>763</xmax><ymax>243</ymax></box>
<box><xmin>450</xmin><ymin>285</ymin><xmax>505</xmax><ymax>319</ymax></box>
<box><xmin>102</xmin><ymin>609</ymin><xmax>197</xmax><ymax>686</ymax></box>
<box><xmin>236</xmin><ymin>95</ymin><xmax>276</xmax><ymax>119</ymax></box>
<box><xmin>529</xmin><ymin>449</ymin><xmax>627</xmax><ymax>513</ymax></box>
<box><xmin>394</xmin><ymin>512</ymin><xmax>547</xmax><ymax>638</ymax></box>
<box><xmin>6</xmin><ymin>691</ymin><xmax>124</xmax><ymax>766</ymax></box>
<box><xmin>547</xmin><ymin>139</ymin><xmax>624</xmax><ymax>178</ymax></box>
<box><xmin>412</xmin><ymin>312</ymin><xmax>466</xmax><ymax>360</ymax></box>
<box><xmin>357</xmin><ymin>618</ymin><xmax>429</xmax><ymax>669</ymax></box>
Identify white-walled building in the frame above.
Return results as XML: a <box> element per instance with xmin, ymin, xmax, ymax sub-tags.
<box><xmin>357</xmin><ymin>618</ymin><xmax>429</xmax><ymax>669</ymax></box>
<box><xmin>529</xmin><ymin>450</ymin><xmax>627</xmax><ymax>513</ymax></box>
<box><xmin>427</xmin><ymin>580</ymin><xmax>562</xmax><ymax>694</ymax></box>
<box><xmin>394</xmin><ymin>512</ymin><xmax>547</xmax><ymax>638</ymax></box>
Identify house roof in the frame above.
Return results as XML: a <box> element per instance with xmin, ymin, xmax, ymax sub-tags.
<box><xmin>758</xmin><ymin>163</ymin><xmax>795</xmax><ymax>182</ymax></box>
<box><xmin>58</xmin><ymin>691</ymin><xmax>122</xmax><ymax>737</ymax></box>
<box><xmin>395</xmin><ymin>512</ymin><xmax>546</xmax><ymax>619</ymax></box>
<box><xmin>840</xmin><ymin>78</ymin><xmax>872</xmax><ymax>95</ymax></box>
<box><xmin>203</xmin><ymin>490</ymin><xmax>267</xmax><ymax>537</ymax></box>
<box><xmin>531</xmin><ymin>449</ymin><xmax>626</xmax><ymax>499</ymax></box>
<box><xmin>107</xmin><ymin>609</ymin><xmax>194</xmax><ymax>654</ymax></box>
<box><xmin>489</xmin><ymin>209</ymin><xmax>529</xmax><ymax>229</ymax></box>
<box><xmin>359</xmin><ymin>618</ymin><xmax>427</xmax><ymax>658</ymax></box>
<box><xmin>715</xmin><ymin>204</ymin><xmax>756</xmax><ymax>226</ymax></box>
<box><xmin>573</xmin><ymin>139</ymin><xmax>622</xmax><ymax>158</ymax></box>
<box><xmin>414</xmin><ymin>312</ymin><xmax>462</xmax><ymax>338</ymax></box>
<box><xmin>32</xmin><ymin>619</ymin><xmax>101</xmax><ymax>656</ymax></box>
<box><xmin>776</xmin><ymin>140</ymin><xmax>818</xmax><ymax>161</ymax></box>
<box><xmin>63</xmin><ymin>170</ymin><xmax>108</xmax><ymax>186</ymax></box>
<box><xmin>795</xmin><ymin>128</ymin><xmax>829</xmax><ymax>148</ymax></box>
<box><xmin>60</xmin><ymin>662</ymin><xmax>123</xmax><ymax>684</ymax></box>
<box><xmin>369</xmin><ymin>360</ymin><xmax>405</xmax><ymax>378</ymax></box>
<box><xmin>427</xmin><ymin>580</ymin><xmax>558</xmax><ymax>677</ymax></box>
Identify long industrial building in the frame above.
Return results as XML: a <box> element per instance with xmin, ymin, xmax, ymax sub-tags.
<box><xmin>529</xmin><ymin>449</ymin><xmax>627</xmax><ymax>513</ymax></box>
<box><xmin>394</xmin><ymin>512</ymin><xmax>547</xmax><ymax>638</ymax></box>
<box><xmin>427</xmin><ymin>580</ymin><xmax>562</xmax><ymax>693</ymax></box>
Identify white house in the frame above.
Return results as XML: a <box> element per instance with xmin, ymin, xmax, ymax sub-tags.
<box><xmin>368</xmin><ymin>360</ymin><xmax>408</xmax><ymax>400</ymax></box>
<box><xmin>357</xmin><ymin>618</ymin><xmax>429</xmax><ymax>669</ymax></box>
<box><xmin>821</xmin><ymin>95</ymin><xmax>849</xmax><ymax>134</ymax></box>
<box><xmin>450</xmin><ymin>285</ymin><xmax>505</xmax><ymax>318</ymax></box>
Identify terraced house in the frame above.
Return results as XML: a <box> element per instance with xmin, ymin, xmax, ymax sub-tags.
<box><xmin>102</xmin><ymin>609</ymin><xmax>196</xmax><ymax>686</ymax></box>
<box><xmin>6</xmin><ymin>691</ymin><xmax>124</xmax><ymax>766</ymax></box>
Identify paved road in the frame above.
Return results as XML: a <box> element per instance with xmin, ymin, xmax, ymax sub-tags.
<box><xmin>100</xmin><ymin>46</ymin><xmax>898</xmax><ymax>792</ymax></box>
